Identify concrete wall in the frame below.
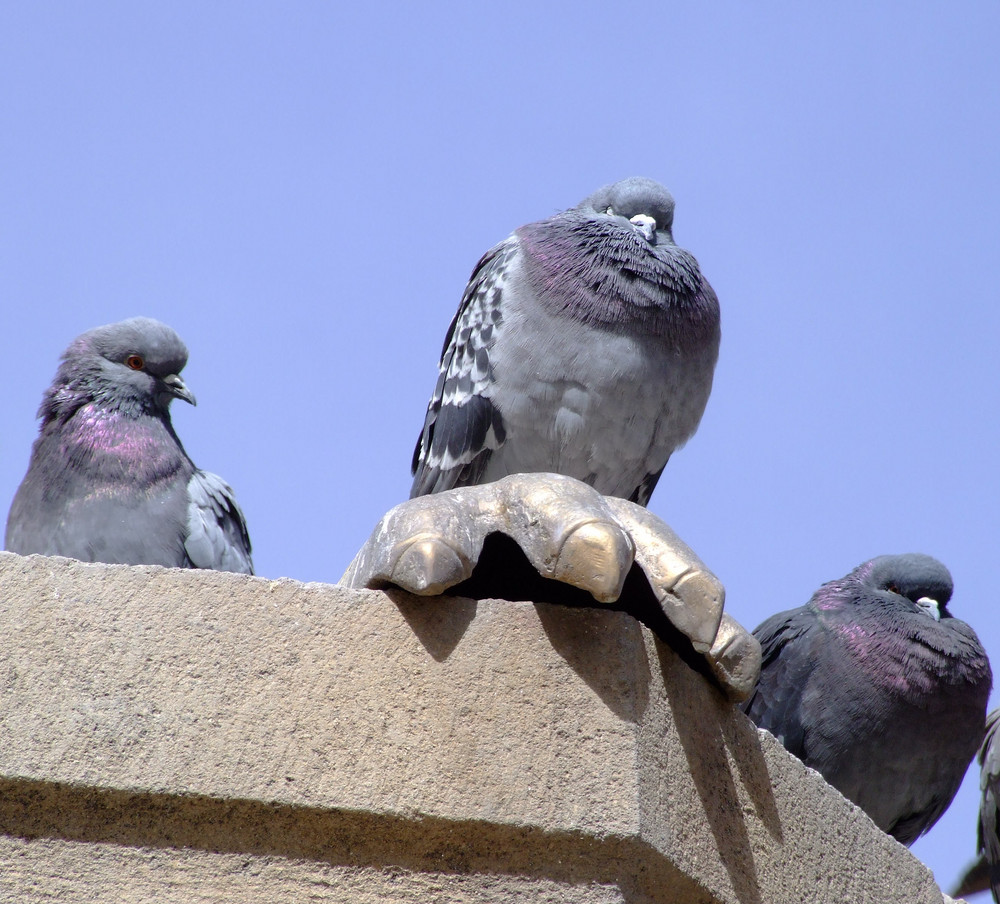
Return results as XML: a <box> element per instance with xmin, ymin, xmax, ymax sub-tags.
<box><xmin>0</xmin><ymin>552</ymin><xmax>955</xmax><ymax>903</ymax></box>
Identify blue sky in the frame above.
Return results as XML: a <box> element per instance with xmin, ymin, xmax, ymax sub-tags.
<box><xmin>2</xmin><ymin>3</ymin><xmax>998</xmax><ymax>891</ymax></box>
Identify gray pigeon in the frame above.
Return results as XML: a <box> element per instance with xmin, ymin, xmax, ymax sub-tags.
<box><xmin>949</xmin><ymin>716</ymin><xmax>1000</xmax><ymax>900</ymax></box>
<box><xmin>743</xmin><ymin>554</ymin><xmax>991</xmax><ymax>845</ymax></box>
<box><xmin>410</xmin><ymin>177</ymin><xmax>720</xmax><ymax>504</ymax></box>
<box><xmin>5</xmin><ymin>317</ymin><xmax>253</xmax><ymax>574</ymax></box>
<box><xmin>978</xmin><ymin>709</ymin><xmax>1000</xmax><ymax>901</ymax></box>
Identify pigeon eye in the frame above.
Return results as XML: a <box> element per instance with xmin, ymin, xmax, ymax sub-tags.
<box><xmin>605</xmin><ymin>206</ymin><xmax>615</xmax><ymax>215</ymax></box>
<box><xmin>885</xmin><ymin>582</ymin><xmax>901</xmax><ymax>595</ymax></box>
<box><xmin>125</xmin><ymin>355</ymin><xmax>145</xmax><ymax>371</ymax></box>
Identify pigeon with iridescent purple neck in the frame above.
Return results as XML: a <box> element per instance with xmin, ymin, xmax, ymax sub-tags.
<box><xmin>410</xmin><ymin>177</ymin><xmax>720</xmax><ymax>504</ymax></box>
<box><xmin>5</xmin><ymin>317</ymin><xmax>253</xmax><ymax>574</ymax></box>
<box><xmin>743</xmin><ymin>554</ymin><xmax>991</xmax><ymax>845</ymax></box>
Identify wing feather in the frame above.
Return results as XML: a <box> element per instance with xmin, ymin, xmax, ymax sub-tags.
<box><xmin>184</xmin><ymin>469</ymin><xmax>253</xmax><ymax>574</ymax></box>
<box><xmin>741</xmin><ymin>609</ymin><xmax>819</xmax><ymax>758</ymax></box>
<box><xmin>410</xmin><ymin>238</ymin><xmax>517</xmax><ymax>497</ymax></box>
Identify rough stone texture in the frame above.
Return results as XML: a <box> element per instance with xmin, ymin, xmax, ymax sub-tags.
<box><xmin>0</xmin><ymin>552</ymin><xmax>950</xmax><ymax>903</ymax></box>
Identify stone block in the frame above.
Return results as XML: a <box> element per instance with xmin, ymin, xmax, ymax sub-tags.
<box><xmin>0</xmin><ymin>553</ymin><xmax>948</xmax><ymax>902</ymax></box>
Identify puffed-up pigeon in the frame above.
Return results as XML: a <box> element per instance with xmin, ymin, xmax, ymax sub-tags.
<box><xmin>410</xmin><ymin>177</ymin><xmax>720</xmax><ymax>505</ymax></box>
<box><xmin>742</xmin><ymin>553</ymin><xmax>991</xmax><ymax>845</ymax></box>
<box><xmin>978</xmin><ymin>709</ymin><xmax>1000</xmax><ymax>901</ymax></box>
<box><xmin>5</xmin><ymin>317</ymin><xmax>253</xmax><ymax>574</ymax></box>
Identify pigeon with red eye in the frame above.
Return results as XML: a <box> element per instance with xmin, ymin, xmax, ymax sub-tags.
<box><xmin>5</xmin><ymin>317</ymin><xmax>253</xmax><ymax>574</ymax></box>
<box><xmin>742</xmin><ymin>554</ymin><xmax>991</xmax><ymax>845</ymax></box>
<box><xmin>410</xmin><ymin>176</ymin><xmax>720</xmax><ymax>504</ymax></box>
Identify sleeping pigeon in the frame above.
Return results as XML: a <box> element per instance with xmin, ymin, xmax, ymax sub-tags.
<box><xmin>742</xmin><ymin>554</ymin><xmax>991</xmax><ymax>845</ymax></box>
<box><xmin>978</xmin><ymin>708</ymin><xmax>1000</xmax><ymax>901</ymax></box>
<box><xmin>410</xmin><ymin>177</ymin><xmax>720</xmax><ymax>504</ymax></box>
<box><xmin>5</xmin><ymin>317</ymin><xmax>253</xmax><ymax>574</ymax></box>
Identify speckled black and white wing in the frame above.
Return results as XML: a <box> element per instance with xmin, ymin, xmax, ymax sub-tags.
<box><xmin>410</xmin><ymin>238</ymin><xmax>517</xmax><ymax>497</ymax></box>
<box><xmin>184</xmin><ymin>469</ymin><xmax>254</xmax><ymax>574</ymax></box>
<box><xmin>979</xmin><ymin>709</ymin><xmax>1000</xmax><ymax>901</ymax></box>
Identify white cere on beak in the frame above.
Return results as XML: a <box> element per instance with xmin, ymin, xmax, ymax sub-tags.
<box><xmin>629</xmin><ymin>213</ymin><xmax>657</xmax><ymax>244</ymax></box>
<box><xmin>915</xmin><ymin>596</ymin><xmax>941</xmax><ymax>621</ymax></box>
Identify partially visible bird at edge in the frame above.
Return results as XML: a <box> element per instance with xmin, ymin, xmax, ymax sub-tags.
<box><xmin>742</xmin><ymin>553</ymin><xmax>991</xmax><ymax>846</ymax></box>
<box><xmin>973</xmin><ymin>708</ymin><xmax>1000</xmax><ymax>902</ymax></box>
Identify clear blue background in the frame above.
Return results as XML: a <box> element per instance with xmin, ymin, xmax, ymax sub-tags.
<box><xmin>2</xmin><ymin>3</ymin><xmax>997</xmax><ymax>892</ymax></box>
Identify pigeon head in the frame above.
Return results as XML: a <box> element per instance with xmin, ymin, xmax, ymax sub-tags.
<box><xmin>863</xmin><ymin>553</ymin><xmax>954</xmax><ymax>621</ymax></box>
<box><xmin>47</xmin><ymin>317</ymin><xmax>196</xmax><ymax>419</ymax></box>
<box><xmin>578</xmin><ymin>177</ymin><xmax>677</xmax><ymax>243</ymax></box>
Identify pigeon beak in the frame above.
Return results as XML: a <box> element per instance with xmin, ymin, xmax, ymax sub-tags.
<box><xmin>915</xmin><ymin>596</ymin><xmax>941</xmax><ymax>621</ymax></box>
<box><xmin>629</xmin><ymin>213</ymin><xmax>657</xmax><ymax>245</ymax></box>
<box><xmin>163</xmin><ymin>373</ymin><xmax>197</xmax><ymax>406</ymax></box>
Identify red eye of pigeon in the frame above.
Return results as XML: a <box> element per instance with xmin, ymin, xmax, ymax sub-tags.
<box><xmin>126</xmin><ymin>355</ymin><xmax>144</xmax><ymax>370</ymax></box>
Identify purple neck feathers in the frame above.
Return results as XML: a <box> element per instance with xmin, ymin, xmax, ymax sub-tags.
<box><xmin>516</xmin><ymin>213</ymin><xmax>720</xmax><ymax>346</ymax></box>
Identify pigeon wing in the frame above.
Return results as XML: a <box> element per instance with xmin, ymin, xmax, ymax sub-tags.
<box><xmin>742</xmin><ymin>608</ymin><xmax>819</xmax><ymax>758</ymax></box>
<box><xmin>184</xmin><ymin>469</ymin><xmax>254</xmax><ymax>574</ymax></box>
<box><xmin>410</xmin><ymin>238</ymin><xmax>516</xmax><ymax>497</ymax></box>
<box><xmin>980</xmin><ymin>709</ymin><xmax>1000</xmax><ymax>899</ymax></box>
<box><xmin>631</xmin><ymin>464</ymin><xmax>667</xmax><ymax>507</ymax></box>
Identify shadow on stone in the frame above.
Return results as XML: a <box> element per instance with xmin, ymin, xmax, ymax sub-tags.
<box><xmin>719</xmin><ymin>716</ymin><xmax>783</xmax><ymax>845</ymax></box>
<box><xmin>656</xmin><ymin>640</ymin><xmax>765</xmax><ymax>904</ymax></box>
<box><xmin>388</xmin><ymin>589</ymin><xmax>479</xmax><ymax>662</ymax></box>
<box><xmin>536</xmin><ymin>602</ymin><xmax>651</xmax><ymax>724</ymax></box>
<box><xmin>0</xmin><ymin>776</ymin><xmax>718</xmax><ymax>904</ymax></box>
<box><xmin>448</xmin><ymin>532</ymin><xmax>726</xmax><ymax>694</ymax></box>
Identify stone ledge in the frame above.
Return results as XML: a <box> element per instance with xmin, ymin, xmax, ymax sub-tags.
<box><xmin>0</xmin><ymin>552</ymin><xmax>947</xmax><ymax>903</ymax></box>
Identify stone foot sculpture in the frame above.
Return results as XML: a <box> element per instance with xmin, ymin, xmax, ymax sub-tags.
<box><xmin>341</xmin><ymin>473</ymin><xmax>760</xmax><ymax>701</ymax></box>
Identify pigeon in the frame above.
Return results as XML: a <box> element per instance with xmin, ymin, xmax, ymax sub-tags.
<box><xmin>5</xmin><ymin>317</ymin><xmax>253</xmax><ymax>574</ymax></box>
<box><xmin>410</xmin><ymin>177</ymin><xmax>720</xmax><ymax>504</ymax></box>
<box><xmin>742</xmin><ymin>554</ymin><xmax>991</xmax><ymax>845</ymax></box>
<box><xmin>978</xmin><ymin>708</ymin><xmax>1000</xmax><ymax>901</ymax></box>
